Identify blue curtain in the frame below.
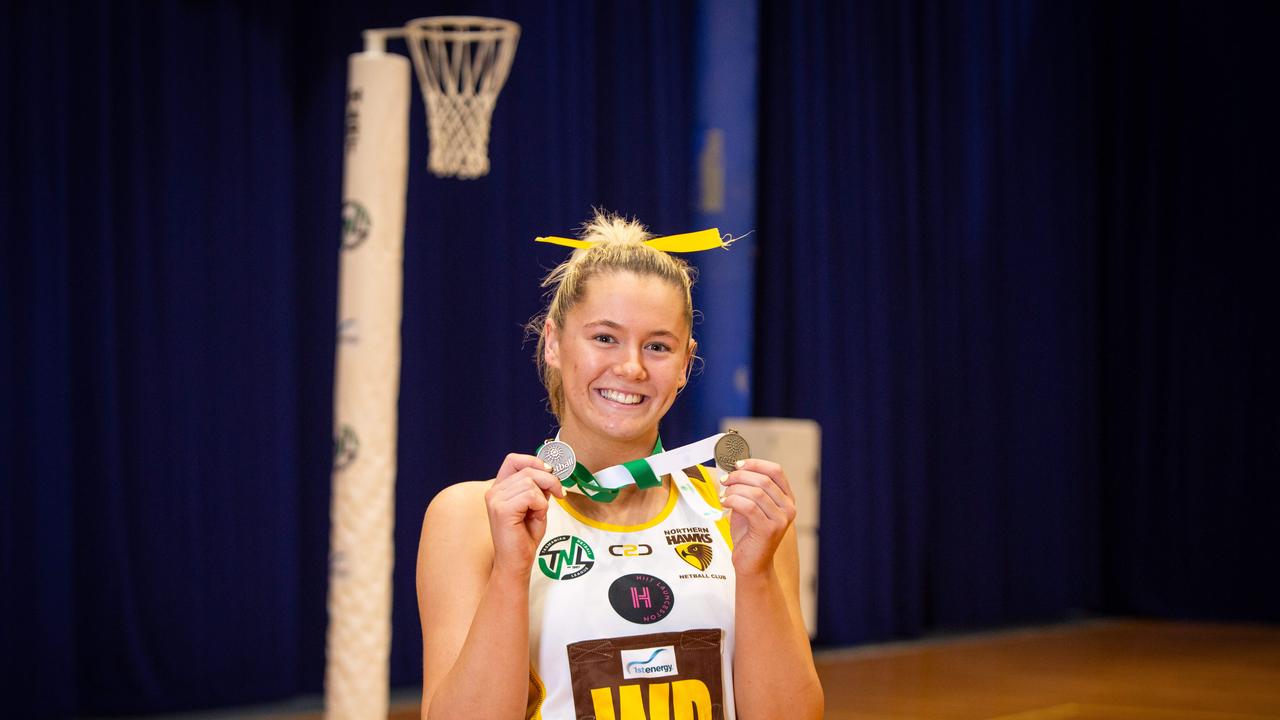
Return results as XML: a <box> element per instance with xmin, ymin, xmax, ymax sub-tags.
<box><xmin>1092</xmin><ymin>1</ymin><xmax>1280</xmax><ymax>621</ymax></box>
<box><xmin>3</xmin><ymin>0</ymin><xmax>697</xmax><ymax>715</ymax></box>
<box><xmin>5</xmin><ymin>1</ymin><xmax>307</xmax><ymax>714</ymax></box>
<box><xmin>756</xmin><ymin>0</ymin><xmax>1101</xmax><ymax>643</ymax></box>
<box><xmin>4</xmin><ymin>0</ymin><xmax>1278</xmax><ymax>716</ymax></box>
<box><xmin>756</xmin><ymin>0</ymin><xmax>1279</xmax><ymax>647</ymax></box>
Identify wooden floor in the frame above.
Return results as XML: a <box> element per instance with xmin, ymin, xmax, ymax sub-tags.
<box><xmin>175</xmin><ymin>619</ymin><xmax>1279</xmax><ymax>719</ymax></box>
<box><xmin>811</xmin><ymin>619</ymin><xmax>1280</xmax><ymax>720</ymax></box>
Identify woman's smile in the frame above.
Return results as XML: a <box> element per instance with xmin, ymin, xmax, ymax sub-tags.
<box><xmin>596</xmin><ymin>388</ymin><xmax>646</xmax><ymax>406</ymax></box>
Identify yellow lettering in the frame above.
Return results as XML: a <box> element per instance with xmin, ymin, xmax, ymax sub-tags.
<box><xmin>618</xmin><ymin>684</ymin><xmax>647</xmax><ymax>720</ymax></box>
<box><xmin>593</xmin><ymin>681</ymin><xmax>702</xmax><ymax>720</ymax></box>
<box><xmin>672</xmin><ymin>679</ymin><xmax>712</xmax><ymax>720</ymax></box>
<box><xmin>647</xmin><ymin>682</ymin><xmax>671</xmax><ymax>720</ymax></box>
<box><xmin>591</xmin><ymin>687</ymin><xmax>617</xmax><ymax>720</ymax></box>
<box><xmin>625</xmin><ymin>545</ymin><xmax>639</xmax><ymax>556</ymax></box>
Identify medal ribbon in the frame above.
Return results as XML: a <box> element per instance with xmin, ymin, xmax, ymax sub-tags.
<box><xmin>536</xmin><ymin>433</ymin><xmax>731</xmax><ymax>520</ymax></box>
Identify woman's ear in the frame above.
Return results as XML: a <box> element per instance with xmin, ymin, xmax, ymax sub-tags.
<box><xmin>679</xmin><ymin>338</ymin><xmax>697</xmax><ymax>388</ymax></box>
<box><xmin>544</xmin><ymin>317</ymin><xmax>562</xmax><ymax>369</ymax></box>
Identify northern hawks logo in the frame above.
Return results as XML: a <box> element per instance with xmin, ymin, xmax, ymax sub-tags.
<box><xmin>538</xmin><ymin>535</ymin><xmax>595</xmax><ymax>580</ymax></box>
<box><xmin>675</xmin><ymin>542</ymin><xmax>713</xmax><ymax>571</ymax></box>
<box><xmin>664</xmin><ymin>527</ymin><xmax>713</xmax><ymax>546</ymax></box>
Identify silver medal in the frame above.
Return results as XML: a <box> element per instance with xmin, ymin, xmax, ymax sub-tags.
<box><xmin>714</xmin><ymin>430</ymin><xmax>750</xmax><ymax>472</ymax></box>
<box><xmin>537</xmin><ymin>440</ymin><xmax>577</xmax><ymax>480</ymax></box>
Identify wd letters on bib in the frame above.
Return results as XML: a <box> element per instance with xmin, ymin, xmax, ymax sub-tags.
<box><xmin>568</xmin><ymin>629</ymin><xmax>726</xmax><ymax>720</ymax></box>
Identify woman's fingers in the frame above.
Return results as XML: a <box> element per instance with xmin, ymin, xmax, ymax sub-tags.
<box><xmin>496</xmin><ymin>453</ymin><xmax>553</xmax><ymax>480</ymax></box>
<box><xmin>721</xmin><ymin>484</ymin><xmax>786</xmax><ymax>526</ymax></box>
<box><xmin>722</xmin><ymin>460</ymin><xmax>795</xmax><ymax>522</ymax></box>
<box><xmin>722</xmin><ymin>469</ymin><xmax>789</xmax><ymax>511</ymax></box>
<box><xmin>731</xmin><ymin>458</ymin><xmax>794</xmax><ymax>496</ymax></box>
<box><xmin>493</xmin><ymin>454</ymin><xmax>565</xmax><ymax>499</ymax></box>
<box><xmin>720</xmin><ymin>459</ymin><xmax>798</xmax><ymax>574</ymax></box>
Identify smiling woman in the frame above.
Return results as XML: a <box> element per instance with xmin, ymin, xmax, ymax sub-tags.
<box><xmin>414</xmin><ymin>211</ymin><xmax>823</xmax><ymax>720</ymax></box>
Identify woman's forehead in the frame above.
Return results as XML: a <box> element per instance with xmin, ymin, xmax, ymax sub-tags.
<box><xmin>572</xmin><ymin>271</ymin><xmax>689</xmax><ymax>329</ymax></box>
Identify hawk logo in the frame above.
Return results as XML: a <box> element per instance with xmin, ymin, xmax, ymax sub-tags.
<box><xmin>538</xmin><ymin>535</ymin><xmax>595</xmax><ymax>580</ymax></box>
<box><xmin>675</xmin><ymin>542</ymin><xmax>713</xmax><ymax>572</ymax></box>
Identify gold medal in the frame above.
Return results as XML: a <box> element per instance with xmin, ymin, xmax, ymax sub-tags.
<box><xmin>714</xmin><ymin>430</ymin><xmax>750</xmax><ymax>472</ymax></box>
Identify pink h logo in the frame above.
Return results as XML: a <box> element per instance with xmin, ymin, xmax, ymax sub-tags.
<box><xmin>631</xmin><ymin>586</ymin><xmax>652</xmax><ymax>608</ymax></box>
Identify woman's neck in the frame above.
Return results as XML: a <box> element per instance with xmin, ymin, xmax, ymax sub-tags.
<box><xmin>555</xmin><ymin>421</ymin><xmax>669</xmax><ymax>522</ymax></box>
<box><xmin>556</xmin><ymin>423</ymin><xmax>658</xmax><ymax>473</ymax></box>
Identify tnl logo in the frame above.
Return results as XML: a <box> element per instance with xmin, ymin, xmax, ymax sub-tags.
<box><xmin>590</xmin><ymin>680</ymin><xmax>714</xmax><ymax>720</ymax></box>
<box><xmin>537</xmin><ymin>535</ymin><xmax>595</xmax><ymax>580</ymax></box>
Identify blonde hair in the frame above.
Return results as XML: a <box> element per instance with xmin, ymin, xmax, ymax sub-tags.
<box><xmin>532</xmin><ymin>210</ymin><xmax>697</xmax><ymax>421</ymax></box>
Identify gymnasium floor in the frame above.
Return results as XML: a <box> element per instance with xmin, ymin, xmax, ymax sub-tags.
<box><xmin>114</xmin><ymin>619</ymin><xmax>1280</xmax><ymax>719</ymax></box>
<box><xmin>811</xmin><ymin>619</ymin><xmax>1280</xmax><ymax>719</ymax></box>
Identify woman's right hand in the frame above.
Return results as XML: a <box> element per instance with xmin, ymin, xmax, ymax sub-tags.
<box><xmin>484</xmin><ymin>453</ymin><xmax>566</xmax><ymax>575</ymax></box>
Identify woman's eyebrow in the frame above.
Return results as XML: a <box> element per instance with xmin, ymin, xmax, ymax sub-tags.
<box><xmin>584</xmin><ymin>319</ymin><xmax>679</xmax><ymax>340</ymax></box>
<box><xmin>584</xmin><ymin>319</ymin><xmax>623</xmax><ymax>330</ymax></box>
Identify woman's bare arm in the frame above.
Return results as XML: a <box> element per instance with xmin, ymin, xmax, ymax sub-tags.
<box><xmin>418</xmin><ymin>452</ymin><xmax>563</xmax><ymax>720</ymax></box>
<box><xmin>720</xmin><ymin>459</ymin><xmax>824</xmax><ymax>719</ymax></box>
<box><xmin>417</xmin><ymin>481</ymin><xmax>531</xmax><ymax>719</ymax></box>
<box><xmin>732</xmin><ymin>525</ymin><xmax>823</xmax><ymax>719</ymax></box>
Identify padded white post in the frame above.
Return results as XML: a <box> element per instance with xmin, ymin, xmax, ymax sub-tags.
<box><xmin>324</xmin><ymin>50</ymin><xmax>411</xmax><ymax>720</ymax></box>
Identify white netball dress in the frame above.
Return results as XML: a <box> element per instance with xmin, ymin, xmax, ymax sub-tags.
<box><xmin>527</xmin><ymin>465</ymin><xmax>736</xmax><ymax>720</ymax></box>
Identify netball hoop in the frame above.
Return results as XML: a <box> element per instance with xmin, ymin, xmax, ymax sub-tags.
<box><xmin>404</xmin><ymin>16</ymin><xmax>520</xmax><ymax>179</ymax></box>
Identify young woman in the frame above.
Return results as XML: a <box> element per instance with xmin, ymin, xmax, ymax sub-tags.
<box><xmin>416</xmin><ymin>212</ymin><xmax>823</xmax><ymax>719</ymax></box>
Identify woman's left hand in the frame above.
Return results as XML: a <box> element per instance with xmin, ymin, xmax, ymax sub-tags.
<box><xmin>720</xmin><ymin>458</ymin><xmax>797</xmax><ymax>577</ymax></box>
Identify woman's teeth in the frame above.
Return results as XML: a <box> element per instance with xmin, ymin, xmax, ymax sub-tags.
<box><xmin>599</xmin><ymin>389</ymin><xmax>643</xmax><ymax>405</ymax></box>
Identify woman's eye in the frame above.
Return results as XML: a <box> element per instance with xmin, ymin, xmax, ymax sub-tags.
<box><xmin>646</xmin><ymin>342</ymin><xmax>672</xmax><ymax>353</ymax></box>
<box><xmin>594</xmin><ymin>334</ymin><xmax>617</xmax><ymax>344</ymax></box>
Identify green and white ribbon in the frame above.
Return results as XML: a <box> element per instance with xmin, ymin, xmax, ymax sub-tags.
<box><xmin>537</xmin><ymin>433</ymin><xmax>731</xmax><ymax>520</ymax></box>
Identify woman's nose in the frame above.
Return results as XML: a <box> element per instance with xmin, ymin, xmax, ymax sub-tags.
<box><xmin>614</xmin><ymin>351</ymin><xmax>647</xmax><ymax>381</ymax></box>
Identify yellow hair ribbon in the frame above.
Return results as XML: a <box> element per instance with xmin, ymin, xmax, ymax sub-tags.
<box><xmin>535</xmin><ymin>227</ymin><xmax>725</xmax><ymax>253</ymax></box>
<box><xmin>645</xmin><ymin>229</ymin><xmax>725</xmax><ymax>252</ymax></box>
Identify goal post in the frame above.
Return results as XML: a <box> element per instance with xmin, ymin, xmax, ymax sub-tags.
<box><xmin>324</xmin><ymin>18</ymin><xmax>519</xmax><ymax>720</ymax></box>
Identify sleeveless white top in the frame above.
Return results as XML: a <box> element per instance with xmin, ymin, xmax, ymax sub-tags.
<box><xmin>527</xmin><ymin>466</ymin><xmax>736</xmax><ymax>720</ymax></box>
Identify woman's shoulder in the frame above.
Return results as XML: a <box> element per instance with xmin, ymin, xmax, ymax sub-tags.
<box><xmin>416</xmin><ymin>481</ymin><xmax>496</xmax><ymax>624</ymax></box>
<box><xmin>429</xmin><ymin>479</ymin><xmax>493</xmax><ymax>509</ymax></box>
<box><xmin>422</xmin><ymin>480</ymin><xmax>494</xmax><ymax>542</ymax></box>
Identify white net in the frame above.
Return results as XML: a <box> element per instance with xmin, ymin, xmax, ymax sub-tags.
<box><xmin>404</xmin><ymin>16</ymin><xmax>521</xmax><ymax>179</ymax></box>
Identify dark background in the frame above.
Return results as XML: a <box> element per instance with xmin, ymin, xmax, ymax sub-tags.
<box><xmin>2</xmin><ymin>0</ymin><xmax>1277</xmax><ymax>716</ymax></box>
